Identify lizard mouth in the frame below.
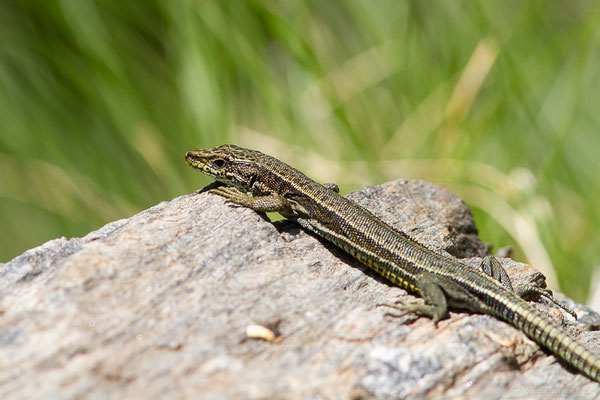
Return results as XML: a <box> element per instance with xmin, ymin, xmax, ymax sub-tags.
<box><xmin>184</xmin><ymin>150</ymin><xmax>207</xmax><ymax>170</ymax></box>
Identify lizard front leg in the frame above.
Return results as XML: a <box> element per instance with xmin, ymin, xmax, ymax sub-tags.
<box><xmin>209</xmin><ymin>186</ymin><xmax>294</xmax><ymax>214</ymax></box>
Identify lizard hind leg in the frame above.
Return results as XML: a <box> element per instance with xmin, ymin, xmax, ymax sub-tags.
<box><xmin>379</xmin><ymin>272</ymin><xmax>491</xmax><ymax>325</ymax></box>
<box><xmin>323</xmin><ymin>183</ymin><xmax>340</xmax><ymax>193</ymax></box>
<box><xmin>379</xmin><ymin>273</ymin><xmax>447</xmax><ymax>324</ymax></box>
<box><xmin>513</xmin><ymin>284</ymin><xmax>578</xmax><ymax>319</ymax></box>
<box><xmin>479</xmin><ymin>256</ymin><xmax>578</xmax><ymax>319</ymax></box>
<box><xmin>480</xmin><ymin>255</ymin><xmax>513</xmax><ymax>290</ymax></box>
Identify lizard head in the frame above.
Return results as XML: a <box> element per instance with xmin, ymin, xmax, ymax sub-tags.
<box><xmin>185</xmin><ymin>144</ymin><xmax>261</xmax><ymax>191</ymax></box>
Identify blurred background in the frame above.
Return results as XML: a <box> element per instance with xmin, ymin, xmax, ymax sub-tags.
<box><xmin>1</xmin><ymin>1</ymin><xmax>599</xmax><ymax>305</ymax></box>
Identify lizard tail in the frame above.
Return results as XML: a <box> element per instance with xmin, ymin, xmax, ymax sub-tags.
<box><xmin>506</xmin><ymin>299</ymin><xmax>600</xmax><ymax>381</ymax></box>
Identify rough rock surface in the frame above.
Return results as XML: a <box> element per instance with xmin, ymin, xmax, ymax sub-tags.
<box><xmin>1</xmin><ymin>179</ymin><xmax>599</xmax><ymax>399</ymax></box>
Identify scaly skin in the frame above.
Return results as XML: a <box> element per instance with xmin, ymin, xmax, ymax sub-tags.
<box><xmin>185</xmin><ymin>144</ymin><xmax>600</xmax><ymax>382</ymax></box>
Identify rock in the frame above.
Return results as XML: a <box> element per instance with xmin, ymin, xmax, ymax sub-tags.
<box><xmin>0</xmin><ymin>179</ymin><xmax>599</xmax><ymax>399</ymax></box>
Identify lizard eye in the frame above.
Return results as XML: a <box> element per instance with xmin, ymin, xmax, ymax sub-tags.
<box><xmin>213</xmin><ymin>159</ymin><xmax>225</xmax><ymax>169</ymax></box>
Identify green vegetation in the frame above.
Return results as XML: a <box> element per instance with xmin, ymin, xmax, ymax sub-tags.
<box><xmin>1</xmin><ymin>1</ymin><xmax>599</xmax><ymax>303</ymax></box>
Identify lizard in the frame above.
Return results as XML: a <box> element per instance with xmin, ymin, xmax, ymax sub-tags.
<box><xmin>185</xmin><ymin>144</ymin><xmax>600</xmax><ymax>382</ymax></box>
